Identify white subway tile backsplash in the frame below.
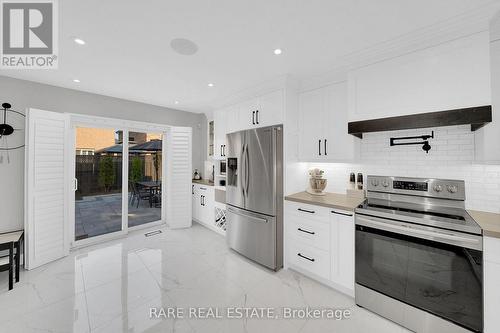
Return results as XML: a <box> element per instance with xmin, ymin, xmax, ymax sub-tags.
<box><xmin>294</xmin><ymin>125</ymin><xmax>500</xmax><ymax>213</ymax></box>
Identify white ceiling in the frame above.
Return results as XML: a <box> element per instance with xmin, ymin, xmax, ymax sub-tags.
<box><xmin>1</xmin><ymin>0</ymin><xmax>499</xmax><ymax>113</ymax></box>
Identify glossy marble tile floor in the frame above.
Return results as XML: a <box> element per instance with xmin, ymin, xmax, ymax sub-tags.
<box><xmin>0</xmin><ymin>223</ymin><xmax>410</xmax><ymax>333</ymax></box>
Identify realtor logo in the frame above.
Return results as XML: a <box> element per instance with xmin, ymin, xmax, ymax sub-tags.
<box><xmin>1</xmin><ymin>0</ymin><xmax>58</xmax><ymax>68</ymax></box>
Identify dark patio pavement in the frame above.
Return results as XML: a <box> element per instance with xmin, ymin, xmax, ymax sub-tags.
<box><xmin>75</xmin><ymin>193</ymin><xmax>161</xmax><ymax>240</ymax></box>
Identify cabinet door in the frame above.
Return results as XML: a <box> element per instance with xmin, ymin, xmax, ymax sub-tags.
<box><xmin>324</xmin><ymin>82</ymin><xmax>355</xmax><ymax>161</ymax></box>
<box><xmin>225</xmin><ymin>105</ymin><xmax>239</xmax><ymax>135</ymax></box>
<box><xmin>484</xmin><ymin>261</ymin><xmax>500</xmax><ymax>333</ymax></box>
<box><xmin>192</xmin><ymin>184</ymin><xmax>200</xmax><ymax>221</ymax></box>
<box><xmin>298</xmin><ymin>88</ymin><xmax>325</xmax><ymax>161</ymax></box>
<box><xmin>213</xmin><ymin>109</ymin><xmax>227</xmax><ymax>159</ymax></box>
<box><xmin>255</xmin><ymin>90</ymin><xmax>283</xmax><ymax>128</ymax></box>
<box><xmin>330</xmin><ymin>210</ymin><xmax>355</xmax><ymax>292</ymax></box>
<box><xmin>203</xmin><ymin>187</ymin><xmax>215</xmax><ymax>226</ymax></box>
<box><xmin>236</xmin><ymin>98</ymin><xmax>258</xmax><ymax>130</ymax></box>
<box><xmin>198</xmin><ymin>186</ymin><xmax>214</xmax><ymax>225</ymax></box>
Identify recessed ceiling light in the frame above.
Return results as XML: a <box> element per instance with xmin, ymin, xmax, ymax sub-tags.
<box><xmin>273</xmin><ymin>48</ymin><xmax>282</xmax><ymax>55</ymax></box>
<box><xmin>208</xmin><ymin>83</ymin><xmax>214</xmax><ymax>87</ymax></box>
<box><xmin>174</xmin><ymin>100</ymin><xmax>179</xmax><ymax>105</ymax></box>
<box><xmin>73</xmin><ymin>38</ymin><xmax>86</xmax><ymax>45</ymax></box>
<box><xmin>73</xmin><ymin>79</ymin><xmax>80</xmax><ymax>83</ymax></box>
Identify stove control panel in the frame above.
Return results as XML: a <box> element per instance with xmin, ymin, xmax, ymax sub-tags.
<box><xmin>366</xmin><ymin>175</ymin><xmax>465</xmax><ymax>200</ymax></box>
<box><xmin>393</xmin><ymin>180</ymin><xmax>428</xmax><ymax>191</ymax></box>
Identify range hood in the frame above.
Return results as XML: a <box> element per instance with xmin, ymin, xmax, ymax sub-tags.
<box><xmin>348</xmin><ymin>105</ymin><xmax>492</xmax><ymax>138</ymax></box>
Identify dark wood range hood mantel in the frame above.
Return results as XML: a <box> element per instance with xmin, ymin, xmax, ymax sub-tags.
<box><xmin>348</xmin><ymin>105</ymin><xmax>492</xmax><ymax>138</ymax></box>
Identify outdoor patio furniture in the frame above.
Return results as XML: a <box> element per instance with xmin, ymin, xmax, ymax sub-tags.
<box><xmin>132</xmin><ymin>182</ymin><xmax>152</xmax><ymax>208</ymax></box>
<box><xmin>0</xmin><ymin>230</ymin><xmax>24</xmax><ymax>290</ymax></box>
<box><xmin>137</xmin><ymin>181</ymin><xmax>161</xmax><ymax>208</ymax></box>
<box><xmin>153</xmin><ymin>189</ymin><xmax>162</xmax><ymax>208</ymax></box>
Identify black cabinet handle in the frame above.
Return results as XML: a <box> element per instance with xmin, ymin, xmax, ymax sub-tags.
<box><xmin>256</xmin><ymin>110</ymin><xmax>259</xmax><ymax>124</ymax></box>
<box><xmin>220</xmin><ymin>145</ymin><xmax>223</xmax><ymax>156</ymax></box>
<box><xmin>331</xmin><ymin>210</ymin><xmax>353</xmax><ymax>217</ymax></box>
<box><xmin>324</xmin><ymin>139</ymin><xmax>327</xmax><ymax>156</ymax></box>
<box><xmin>200</xmin><ymin>195</ymin><xmax>203</xmax><ymax>206</ymax></box>
<box><xmin>192</xmin><ymin>185</ymin><xmax>194</xmax><ymax>194</ymax></box>
<box><xmin>223</xmin><ymin>145</ymin><xmax>226</xmax><ymax>156</ymax></box>
<box><xmin>298</xmin><ymin>208</ymin><xmax>315</xmax><ymax>214</ymax></box>
<box><xmin>297</xmin><ymin>228</ymin><xmax>315</xmax><ymax>235</ymax></box>
<box><xmin>297</xmin><ymin>253</ymin><xmax>315</xmax><ymax>262</ymax></box>
<box><xmin>318</xmin><ymin>139</ymin><xmax>321</xmax><ymax>156</ymax></box>
<box><xmin>252</xmin><ymin>111</ymin><xmax>255</xmax><ymax>125</ymax></box>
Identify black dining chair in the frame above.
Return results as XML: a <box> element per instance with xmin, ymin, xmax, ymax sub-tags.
<box><xmin>153</xmin><ymin>188</ymin><xmax>162</xmax><ymax>208</ymax></box>
<box><xmin>134</xmin><ymin>183</ymin><xmax>152</xmax><ymax>208</ymax></box>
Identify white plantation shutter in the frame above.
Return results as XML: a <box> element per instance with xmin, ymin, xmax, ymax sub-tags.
<box><xmin>165</xmin><ymin>126</ymin><xmax>192</xmax><ymax>229</ymax></box>
<box><xmin>25</xmin><ymin>109</ymin><xmax>69</xmax><ymax>269</ymax></box>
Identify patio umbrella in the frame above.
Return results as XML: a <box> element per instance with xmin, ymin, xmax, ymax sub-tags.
<box><xmin>129</xmin><ymin>139</ymin><xmax>162</xmax><ymax>152</ymax></box>
<box><xmin>95</xmin><ymin>143</ymin><xmax>126</xmax><ymax>154</ymax></box>
<box><xmin>129</xmin><ymin>139</ymin><xmax>162</xmax><ymax>182</ymax></box>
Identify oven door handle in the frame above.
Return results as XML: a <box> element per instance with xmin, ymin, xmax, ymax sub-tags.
<box><xmin>356</xmin><ymin>214</ymin><xmax>482</xmax><ymax>251</ymax></box>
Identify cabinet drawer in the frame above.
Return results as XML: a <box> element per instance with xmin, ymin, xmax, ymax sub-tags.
<box><xmin>288</xmin><ymin>240</ymin><xmax>330</xmax><ymax>280</ymax></box>
<box><xmin>286</xmin><ymin>201</ymin><xmax>330</xmax><ymax>222</ymax></box>
<box><xmin>288</xmin><ymin>215</ymin><xmax>330</xmax><ymax>251</ymax></box>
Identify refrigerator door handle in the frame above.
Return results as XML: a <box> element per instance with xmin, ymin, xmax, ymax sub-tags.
<box><xmin>227</xmin><ymin>206</ymin><xmax>268</xmax><ymax>223</ymax></box>
<box><xmin>245</xmin><ymin>143</ymin><xmax>250</xmax><ymax>197</ymax></box>
<box><xmin>240</xmin><ymin>143</ymin><xmax>247</xmax><ymax>198</ymax></box>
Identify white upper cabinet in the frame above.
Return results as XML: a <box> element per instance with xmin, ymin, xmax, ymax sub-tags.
<box><xmin>234</xmin><ymin>90</ymin><xmax>284</xmax><ymax>130</ymax></box>
<box><xmin>348</xmin><ymin>32</ymin><xmax>491</xmax><ymax>122</ymax></box>
<box><xmin>324</xmin><ymin>83</ymin><xmax>354</xmax><ymax>160</ymax></box>
<box><xmin>298</xmin><ymin>82</ymin><xmax>355</xmax><ymax>161</ymax></box>
<box><xmin>214</xmin><ymin>89</ymin><xmax>285</xmax><ymax>140</ymax></box>
<box><xmin>213</xmin><ymin>107</ymin><xmax>227</xmax><ymax>159</ymax></box>
<box><xmin>235</xmin><ymin>98</ymin><xmax>258</xmax><ymax>131</ymax></box>
<box><xmin>255</xmin><ymin>90</ymin><xmax>284</xmax><ymax>128</ymax></box>
<box><xmin>299</xmin><ymin>87</ymin><xmax>324</xmax><ymax>161</ymax></box>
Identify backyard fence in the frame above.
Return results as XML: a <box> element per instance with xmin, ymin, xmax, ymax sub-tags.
<box><xmin>75</xmin><ymin>154</ymin><xmax>161</xmax><ymax>197</ymax></box>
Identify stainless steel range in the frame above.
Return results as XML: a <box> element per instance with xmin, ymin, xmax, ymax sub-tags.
<box><xmin>355</xmin><ymin>176</ymin><xmax>483</xmax><ymax>333</ymax></box>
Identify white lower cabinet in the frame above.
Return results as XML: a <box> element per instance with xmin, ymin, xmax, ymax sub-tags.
<box><xmin>285</xmin><ymin>201</ymin><xmax>355</xmax><ymax>296</ymax></box>
<box><xmin>330</xmin><ymin>210</ymin><xmax>355</xmax><ymax>291</ymax></box>
<box><xmin>192</xmin><ymin>183</ymin><xmax>215</xmax><ymax>228</ymax></box>
<box><xmin>288</xmin><ymin>240</ymin><xmax>331</xmax><ymax>280</ymax></box>
<box><xmin>484</xmin><ymin>236</ymin><xmax>500</xmax><ymax>333</ymax></box>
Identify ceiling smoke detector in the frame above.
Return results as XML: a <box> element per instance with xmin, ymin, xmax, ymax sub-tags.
<box><xmin>170</xmin><ymin>38</ymin><xmax>198</xmax><ymax>56</ymax></box>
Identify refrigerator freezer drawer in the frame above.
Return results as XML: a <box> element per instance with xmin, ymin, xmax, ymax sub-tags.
<box><xmin>226</xmin><ymin>205</ymin><xmax>277</xmax><ymax>270</ymax></box>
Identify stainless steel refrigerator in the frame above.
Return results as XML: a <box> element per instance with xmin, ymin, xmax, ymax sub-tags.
<box><xmin>225</xmin><ymin>125</ymin><xmax>283</xmax><ymax>271</ymax></box>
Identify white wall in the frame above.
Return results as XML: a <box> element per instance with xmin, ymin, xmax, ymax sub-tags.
<box><xmin>0</xmin><ymin>76</ymin><xmax>207</xmax><ymax>232</ymax></box>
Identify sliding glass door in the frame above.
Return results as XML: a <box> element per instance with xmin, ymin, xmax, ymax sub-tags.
<box><xmin>74</xmin><ymin>127</ymin><xmax>124</xmax><ymax>241</ymax></box>
<box><xmin>127</xmin><ymin>131</ymin><xmax>163</xmax><ymax>228</ymax></box>
<box><xmin>73</xmin><ymin>126</ymin><xmax>164</xmax><ymax>245</ymax></box>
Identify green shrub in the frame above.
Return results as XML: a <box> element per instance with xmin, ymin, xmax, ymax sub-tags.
<box><xmin>98</xmin><ymin>156</ymin><xmax>116</xmax><ymax>192</ymax></box>
<box><xmin>130</xmin><ymin>156</ymin><xmax>143</xmax><ymax>183</ymax></box>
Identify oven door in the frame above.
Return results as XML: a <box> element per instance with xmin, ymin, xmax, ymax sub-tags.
<box><xmin>355</xmin><ymin>214</ymin><xmax>483</xmax><ymax>333</ymax></box>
